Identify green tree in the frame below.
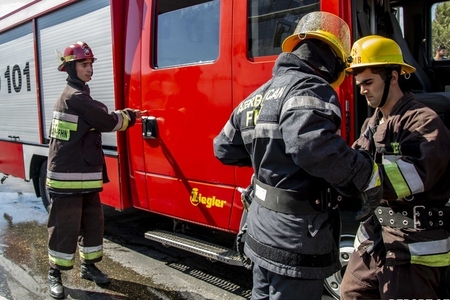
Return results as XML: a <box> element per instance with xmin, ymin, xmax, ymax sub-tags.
<box><xmin>432</xmin><ymin>2</ymin><xmax>450</xmax><ymax>52</ymax></box>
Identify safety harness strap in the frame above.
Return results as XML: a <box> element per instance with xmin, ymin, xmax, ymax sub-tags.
<box><xmin>246</xmin><ymin>234</ymin><xmax>335</xmax><ymax>267</ymax></box>
<box><xmin>253</xmin><ymin>178</ymin><xmax>325</xmax><ymax>215</ymax></box>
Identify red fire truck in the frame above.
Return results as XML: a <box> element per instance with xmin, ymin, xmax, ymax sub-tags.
<box><xmin>1</xmin><ymin>0</ymin><xmax>449</xmax><ymax>298</ymax></box>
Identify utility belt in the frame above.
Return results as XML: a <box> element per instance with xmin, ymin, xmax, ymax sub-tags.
<box><xmin>246</xmin><ymin>234</ymin><xmax>334</xmax><ymax>267</ymax></box>
<box><xmin>252</xmin><ymin>178</ymin><xmax>341</xmax><ymax>215</ymax></box>
<box><xmin>375</xmin><ymin>205</ymin><xmax>450</xmax><ymax>230</ymax></box>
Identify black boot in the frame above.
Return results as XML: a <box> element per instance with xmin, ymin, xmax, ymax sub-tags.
<box><xmin>80</xmin><ymin>263</ymin><xmax>110</xmax><ymax>284</ymax></box>
<box><xmin>48</xmin><ymin>267</ymin><xmax>64</xmax><ymax>299</ymax></box>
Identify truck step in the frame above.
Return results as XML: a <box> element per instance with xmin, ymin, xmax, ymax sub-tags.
<box><xmin>145</xmin><ymin>230</ymin><xmax>243</xmax><ymax>267</ymax></box>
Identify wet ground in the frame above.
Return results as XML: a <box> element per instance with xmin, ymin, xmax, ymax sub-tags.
<box><xmin>0</xmin><ymin>176</ymin><xmax>336</xmax><ymax>300</ymax></box>
<box><xmin>0</xmin><ymin>176</ymin><xmax>253</xmax><ymax>300</ymax></box>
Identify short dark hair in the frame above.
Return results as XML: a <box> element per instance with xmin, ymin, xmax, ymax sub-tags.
<box><xmin>437</xmin><ymin>44</ymin><xmax>446</xmax><ymax>51</ymax></box>
<box><xmin>353</xmin><ymin>65</ymin><xmax>402</xmax><ymax>81</ymax></box>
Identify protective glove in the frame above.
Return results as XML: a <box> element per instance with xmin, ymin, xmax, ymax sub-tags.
<box><xmin>237</xmin><ymin>183</ymin><xmax>254</xmax><ymax>211</ymax></box>
<box><xmin>237</xmin><ymin>175</ymin><xmax>255</xmax><ymax>211</ymax></box>
<box><xmin>356</xmin><ymin>163</ymin><xmax>383</xmax><ymax>220</ymax></box>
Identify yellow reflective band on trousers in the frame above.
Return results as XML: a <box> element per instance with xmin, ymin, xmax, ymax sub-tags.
<box><xmin>79</xmin><ymin>245</ymin><xmax>103</xmax><ymax>261</ymax></box>
<box><xmin>383</xmin><ymin>163</ymin><xmax>410</xmax><ymax>198</ymax></box>
<box><xmin>47</xmin><ymin>178</ymin><xmax>103</xmax><ymax>189</ymax></box>
<box><xmin>411</xmin><ymin>252</ymin><xmax>450</xmax><ymax>267</ymax></box>
<box><xmin>409</xmin><ymin>237</ymin><xmax>450</xmax><ymax>267</ymax></box>
<box><xmin>79</xmin><ymin>249</ymin><xmax>103</xmax><ymax>261</ymax></box>
<box><xmin>48</xmin><ymin>253</ymin><xmax>75</xmax><ymax>268</ymax></box>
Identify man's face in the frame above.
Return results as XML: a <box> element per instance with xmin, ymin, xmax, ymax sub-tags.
<box><xmin>354</xmin><ymin>68</ymin><xmax>385</xmax><ymax>108</ymax></box>
<box><xmin>75</xmin><ymin>59</ymin><xmax>93</xmax><ymax>83</ymax></box>
<box><xmin>437</xmin><ymin>48</ymin><xmax>446</xmax><ymax>58</ymax></box>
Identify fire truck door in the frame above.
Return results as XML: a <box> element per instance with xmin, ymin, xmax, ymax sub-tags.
<box><xmin>133</xmin><ymin>0</ymin><xmax>236</xmax><ymax>229</ymax></box>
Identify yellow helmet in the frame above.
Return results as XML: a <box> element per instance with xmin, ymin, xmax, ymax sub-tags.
<box><xmin>281</xmin><ymin>11</ymin><xmax>351</xmax><ymax>88</ymax></box>
<box><xmin>345</xmin><ymin>35</ymin><xmax>415</xmax><ymax>74</ymax></box>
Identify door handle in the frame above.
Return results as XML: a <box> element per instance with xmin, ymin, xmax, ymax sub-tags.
<box><xmin>142</xmin><ymin>116</ymin><xmax>158</xmax><ymax>139</ymax></box>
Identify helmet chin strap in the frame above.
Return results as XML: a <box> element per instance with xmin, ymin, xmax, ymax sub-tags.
<box><xmin>377</xmin><ymin>70</ymin><xmax>392</xmax><ymax>108</ymax></box>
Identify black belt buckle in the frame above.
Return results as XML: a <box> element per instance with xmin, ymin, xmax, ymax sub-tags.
<box><xmin>320</xmin><ymin>187</ymin><xmax>340</xmax><ymax>211</ymax></box>
<box><xmin>319</xmin><ymin>189</ymin><xmax>327</xmax><ymax>211</ymax></box>
<box><xmin>413</xmin><ymin>205</ymin><xmax>426</xmax><ymax>230</ymax></box>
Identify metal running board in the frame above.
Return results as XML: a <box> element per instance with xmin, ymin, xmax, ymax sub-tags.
<box><xmin>145</xmin><ymin>230</ymin><xmax>243</xmax><ymax>267</ymax></box>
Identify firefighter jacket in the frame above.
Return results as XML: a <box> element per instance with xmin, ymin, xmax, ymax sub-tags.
<box><xmin>213</xmin><ymin>52</ymin><xmax>377</xmax><ymax>279</ymax></box>
<box><xmin>47</xmin><ymin>78</ymin><xmax>137</xmax><ymax>195</ymax></box>
<box><xmin>353</xmin><ymin>92</ymin><xmax>450</xmax><ymax>267</ymax></box>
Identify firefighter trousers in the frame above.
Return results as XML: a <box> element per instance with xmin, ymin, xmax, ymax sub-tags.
<box><xmin>251</xmin><ymin>264</ymin><xmax>323</xmax><ymax>300</ymax></box>
<box><xmin>340</xmin><ymin>251</ymin><xmax>449</xmax><ymax>299</ymax></box>
<box><xmin>47</xmin><ymin>192</ymin><xmax>104</xmax><ymax>270</ymax></box>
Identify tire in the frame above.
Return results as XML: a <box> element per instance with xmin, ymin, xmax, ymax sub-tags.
<box><xmin>38</xmin><ymin>161</ymin><xmax>51</xmax><ymax>213</ymax></box>
<box><xmin>324</xmin><ymin>234</ymin><xmax>355</xmax><ymax>299</ymax></box>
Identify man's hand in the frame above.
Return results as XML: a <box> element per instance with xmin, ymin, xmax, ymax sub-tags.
<box><xmin>356</xmin><ymin>185</ymin><xmax>383</xmax><ymax>220</ymax></box>
<box><xmin>356</xmin><ymin>163</ymin><xmax>383</xmax><ymax>220</ymax></box>
<box><xmin>237</xmin><ymin>184</ymin><xmax>254</xmax><ymax>211</ymax></box>
<box><xmin>134</xmin><ymin>110</ymin><xmax>147</xmax><ymax>119</ymax></box>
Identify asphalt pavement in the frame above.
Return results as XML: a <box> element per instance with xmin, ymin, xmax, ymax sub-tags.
<box><xmin>0</xmin><ymin>175</ymin><xmax>335</xmax><ymax>300</ymax></box>
<box><xmin>0</xmin><ymin>175</ymin><xmax>252</xmax><ymax>300</ymax></box>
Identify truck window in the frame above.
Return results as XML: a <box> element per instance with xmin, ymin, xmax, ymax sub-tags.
<box><xmin>155</xmin><ymin>0</ymin><xmax>220</xmax><ymax>68</ymax></box>
<box><xmin>390</xmin><ymin>6</ymin><xmax>405</xmax><ymax>35</ymax></box>
<box><xmin>247</xmin><ymin>0</ymin><xmax>319</xmax><ymax>58</ymax></box>
<box><xmin>431</xmin><ymin>1</ymin><xmax>450</xmax><ymax>62</ymax></box>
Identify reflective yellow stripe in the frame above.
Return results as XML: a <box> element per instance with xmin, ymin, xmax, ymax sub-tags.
<box><xmin>112</xmin><ymin>111</ymin><xmax>124</xmax><ymax>131</ymax></box>
<box><xmin>383</xmin><ymin>156</ymin><xmax>424</xmax><ymax>198</ymax></box>
<box><xmin>408</xmin><ymin>237</ymin><xmax>450</xmax><ymax>267</ymax></box>
<box><xmin>79</xmin><ymin>249</ymin><xmax>103</xmax><ymax>261</ymax></box>
<box><xmin>411</xmin><ymin>252</ymin><xmax>450</xmax><ymax>267</ymax></box>
<box><xmin>47</xmin><ymin>178</ymin><xmax>103</xmax><ymax>189</ymax></box>
<box><xmin>119</xmin><ymin>111</ymin><xmax>130</xmax><ymax>131</ymax></box>
<box><xmin>48</xmin><ymin>254</ymin><xmax>75</xmax><ymax>267</ymax></box>
<box><xmin>364</xmin><ymin>163</ymin><xmax>381</xmax><ymax>191</ymax></box>
<box><xmin>384</xmin><ymin>163</ymin><xmax>410</xmax><ymax>198</ymax></box>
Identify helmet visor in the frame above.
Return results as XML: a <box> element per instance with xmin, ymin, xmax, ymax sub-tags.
<box><xmin>295</xmin><ymin>12</ymin><xmax>350</xmax><ymax>57</ymax></box>
<box><xmin>282</xmin><ymin>11</ymin><xmax>350</xmax><ymax>59</ymax></box>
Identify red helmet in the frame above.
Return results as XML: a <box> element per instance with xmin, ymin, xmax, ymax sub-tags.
<box><xmin>57</xmin><ymin>41</ymin><xmax>96</xmax><ymax>71</ymax></box>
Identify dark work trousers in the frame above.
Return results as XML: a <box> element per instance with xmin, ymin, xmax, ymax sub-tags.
<box><xmin>251</xmin><ymin>263</ymin><xmax>323</xmax><ymax>300</ymax></box>
<box><xmin>47</xmin><ymin>192</ymin><xmax>104</xmax><ymax>270</ymax></box>
<box><xmin>341</xmin><ymin>251</ymin><xmax>449</xmax><ymax>299</ymax></box>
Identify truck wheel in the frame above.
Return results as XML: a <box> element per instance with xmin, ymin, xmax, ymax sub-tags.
<box><xmin>38</xmin><ymin>162</ymin><xmax>51</xmax><ymax>213</ymax></box>
<box><xmin>324</xmin><ymin>234</ymin><xmax>355</xmax><ymax>299</ymax></box>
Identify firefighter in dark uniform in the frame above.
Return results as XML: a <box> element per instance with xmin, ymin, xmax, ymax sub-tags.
<box><xmin>341</xmin><ymin>35</ymin><xmax>450</xmax><ymax>299</ymax></box>
<box><xmin>46</xmin><ymin>41</ymin><xmax>143</xmax><ymax>299</ymax></box>
<box><xmin>213</xmin><ymin>12</ymin><xmax>383</xmax><ymax>300</ymax></box>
